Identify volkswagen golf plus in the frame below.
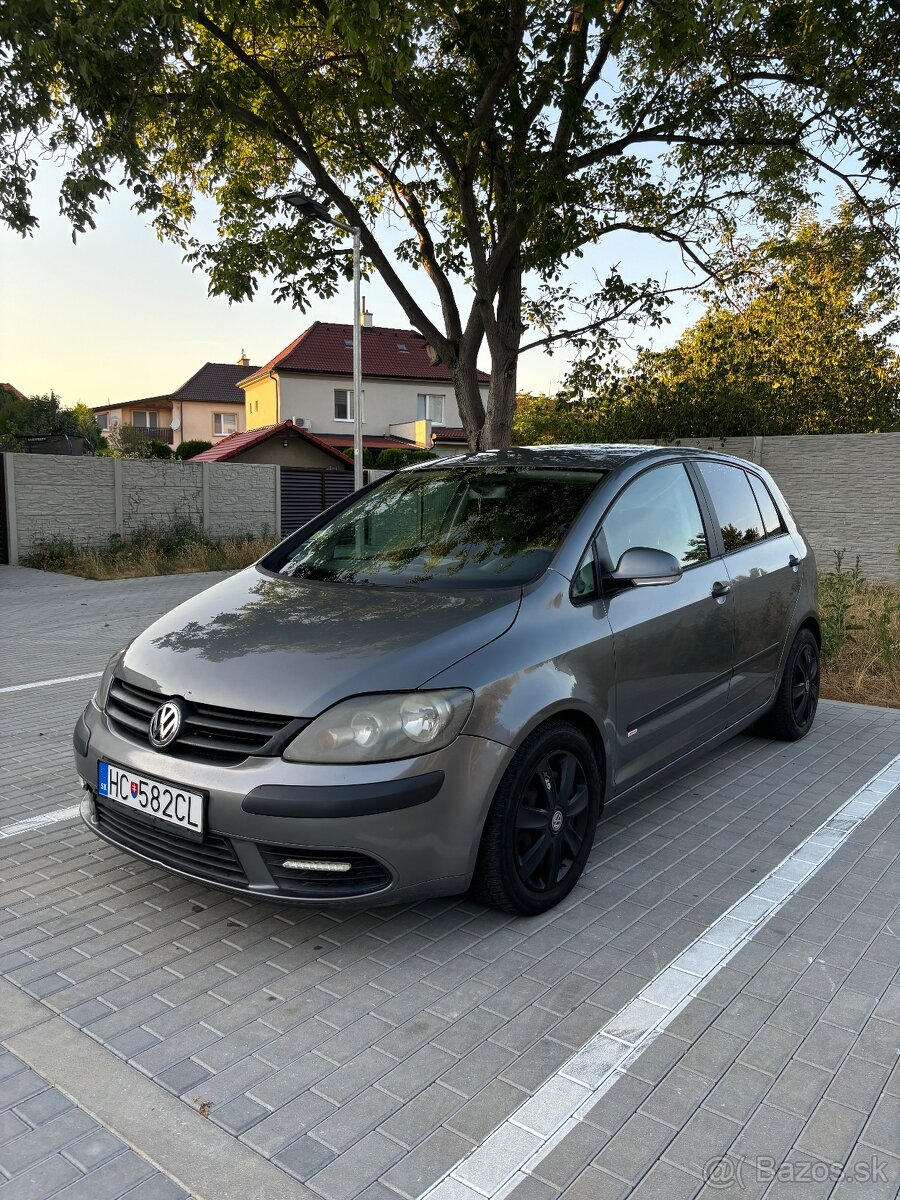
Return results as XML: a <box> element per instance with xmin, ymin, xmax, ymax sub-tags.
<box><xmin>74</xmin><ymin>446</ymin><xmax>820</xmax><ymax>914</ymax></box>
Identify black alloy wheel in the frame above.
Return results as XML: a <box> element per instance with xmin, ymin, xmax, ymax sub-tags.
<box><xmin>514</xmin><ymin>751</ymin><xmax>591</xmax><ymax>893</ymax></box>
<box><xmin>790</xmin><ymin>639</ymin><xmax>819</xmax><ymax>730</ymax></box>
<box><xmin>473</xmin><ymin>720</ymin><xmax>603</xmax><ymax>914</ymax></box>
<box><xmin>757</xmin><ymin>627</ymin><xmax>821</xmax><ymax>741</ymax></box>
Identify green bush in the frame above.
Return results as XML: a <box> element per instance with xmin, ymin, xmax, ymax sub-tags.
<box><xmin>342</xmin><ymin>446</ymin><xmax>378</xmax><ymax>468</ymax></box>
<box><xmin>175</xmin><ymin>439</ymin><xmax>213</xmax><ymax>459</ymax></box>
<box><xmin>143</xmin><ymin>439</ymin><xmax>173</xmax><ymax>459</ymax></box>
<box><xmin>375</xmin><ymin>448</ymin><xmax>439</xmax><ymax>470</ymax></box>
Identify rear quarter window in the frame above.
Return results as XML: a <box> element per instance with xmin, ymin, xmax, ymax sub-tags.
<box><xmin>748</xmin><ymin>474</ymin><xmax>786</xmax><ymax>537</ymax></box>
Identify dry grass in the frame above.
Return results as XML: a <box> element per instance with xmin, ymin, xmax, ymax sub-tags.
<box><xmin>819</xmin><ymin>554</ymin><xmax>900</xmax><ymax>709</ymax></box>
<box><xmin>22</xmin><ymin>522</ymin><xmax>275</xmax><ymax>580</ymax></box>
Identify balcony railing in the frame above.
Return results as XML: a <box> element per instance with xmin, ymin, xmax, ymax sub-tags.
<box><xmin>123</xmin><ymin>425</ymin><xmax>174</xmax><ymax>444</ymax></box>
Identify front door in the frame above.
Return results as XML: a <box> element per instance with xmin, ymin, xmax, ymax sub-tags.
<box><xmin>599</xmin><ymin>462</ymin><xmax>734</xmax><ymax>790</ymax></box>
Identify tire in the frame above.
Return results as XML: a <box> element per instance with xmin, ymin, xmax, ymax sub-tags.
<box><xmin>471</xmin><ymin>720</ymin><xmax>603</xmax><ymax>915</ymax></box>
<box><xmin>756</xmin><ymin>628</ymin><xmax>820</xmax><ymax>741</ymax></box>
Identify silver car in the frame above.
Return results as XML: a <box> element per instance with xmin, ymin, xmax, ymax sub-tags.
<box><xmin>74</xmin><ymin>446</ymin><xmax>820</xmax><ymax>914</ymax></box>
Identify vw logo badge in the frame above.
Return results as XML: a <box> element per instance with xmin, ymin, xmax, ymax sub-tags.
<box><xmin>148</xmin><ymin>700</ymin><xmax>184</xmax><ymax>749</ymax></box>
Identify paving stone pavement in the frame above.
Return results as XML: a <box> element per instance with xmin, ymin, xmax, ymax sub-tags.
<box><xmin>1</xmin><ymin>567</ymin><xmax>898</xmax><ymax>1200</ymax></box>
<box><xmin>0</xmin><ymin>1046</ymin><xmax>188</xmax><ymax>1199</ymax></box>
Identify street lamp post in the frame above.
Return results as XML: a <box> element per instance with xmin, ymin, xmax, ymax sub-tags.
<box><xmin>281</xmin><ymin>193</ymin><xmax>364</xmax><ymax>491</ymax></box>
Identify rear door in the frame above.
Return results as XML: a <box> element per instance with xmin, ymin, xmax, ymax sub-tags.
<box><xmin>692</xmin><ymin>460</ymin><xmax>800</xmax><ymax>717</ymax></box>
<box><xmin>598</xmin><ymin>462</ymin><xmax>734</xmax><ymax>790</ymax></box>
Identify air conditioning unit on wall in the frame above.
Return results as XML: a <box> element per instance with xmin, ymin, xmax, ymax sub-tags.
<box><xmin>293</xmin><ymin>417</ymin><xmax>306</xmax><ymax>428</ymax></box>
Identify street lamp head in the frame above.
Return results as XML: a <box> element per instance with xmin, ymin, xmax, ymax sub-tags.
<box><xmin>281</xmin><ymin>193</ymin><xmax>333</xmax><ymax>222</ymax></box>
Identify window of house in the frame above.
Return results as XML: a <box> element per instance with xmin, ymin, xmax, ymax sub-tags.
<box><xmin>417</xmin><ymin>394</ymin><xmax>445</xmax><ymax>423</ymax></box>
<box><xmin>335</xmin><ymin>389</ymin><xmax>363</xmax><ymax>422</ymax></box>
<box><xmin>214</xmin><ymin>412</ymin><xmax>238</xmax><ymax>436</ymax></box>
<box><xmin>697</xmin><ymin>461</ymin><xmax>765</xmax><ymax>552</ymax></box>
<box><xmin>131</xmin><ymin>411</ymin><xmax>158</xmax><ymax>429</ymax></box>
<box><xmin>95</xmin><ymin>412</ymin><xmax>109</xmax><ymax>431</ymax></box>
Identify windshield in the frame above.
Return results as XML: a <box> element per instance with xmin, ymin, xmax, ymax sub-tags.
<box><xmin>271</xmin><ymin>467</ymin><xmax>604</xmax><ymax>588</ymax></box>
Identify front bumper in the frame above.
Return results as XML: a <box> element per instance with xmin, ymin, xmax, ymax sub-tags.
<box><xmin>74</xmin><ymin>700</ymin><xmax>514</xmax><ymax>905</ymax></box>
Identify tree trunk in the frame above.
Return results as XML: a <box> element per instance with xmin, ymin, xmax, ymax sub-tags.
<box><xmin>452</xmin><ymin>360</ymin><xmax>486</xmax><ymax>453</ymax></box>
<box><xmin>480</xmin><ymin>248</ymin><xmax>522</xmax><ymax>450</ymax></box>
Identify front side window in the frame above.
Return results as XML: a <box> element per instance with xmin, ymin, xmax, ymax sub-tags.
<box><xmin>131</xmin><ymin>411</ymin><xmax>158</xmax><ymax>429</ymax></box>
<box><xmin>95</xmin><ymin>412</ymin><xmax>109</xmax><ymax>431</ymax></box>
<box><xmin>698</xmin><ymin>462</ymin><xmax>764</xmax><ymax>551</ymax></box>
<box><xmin>214</xmin><ymin>412</ymin><xmax>238</xmax><ymax>436</ymax></box>
<box><xmin>601</xmin><ymin>463</ymin><xmax>709</xmax><ymax>569</ymax></box>
<box><xmin>417</xmin><ymin>393</ymin><xmax>445</xmax><ymax>423</ymax></box>
<box><xmin>273</xmin><ymin>467</ymin><xmax>604</xmax><ymax>589</ymax></box>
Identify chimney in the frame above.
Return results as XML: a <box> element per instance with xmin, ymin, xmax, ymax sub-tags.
<box><xmin>236</xmin><ymin>349</ymin><xmax>250</xmax><ymax>367</ymax></box>
<box><xmin>361</xmin><ymin>297</ymin><xmax>373</xmax><ymax>328</ymax></box>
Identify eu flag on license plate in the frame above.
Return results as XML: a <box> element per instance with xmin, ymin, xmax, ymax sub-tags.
<box><xmin>97</xmin><ymin>762</ymin><xmax>110</xmax><ymax>797</ymax></box>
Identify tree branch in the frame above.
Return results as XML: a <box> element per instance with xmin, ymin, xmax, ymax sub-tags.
<box><xmin>192</xmin><ymin>8</ymin><xmax>456</xmax><ymax>360</ymax></box>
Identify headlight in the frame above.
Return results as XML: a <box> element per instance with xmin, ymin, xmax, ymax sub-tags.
<box><xmin>283</xmin><ymin>689</ymin><xmax>474</xmax><ymax>764</ymax></box>
<box><xmin>95</xmin><ymin>647</ymin><xmax>126</xmax><ymax>708</ymax></box>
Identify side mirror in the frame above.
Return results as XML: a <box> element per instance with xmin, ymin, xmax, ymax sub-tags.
<box><xmin>609</xmin><ymin>547</ymin><xmax>682</xmax><ymax>586</ymax></box>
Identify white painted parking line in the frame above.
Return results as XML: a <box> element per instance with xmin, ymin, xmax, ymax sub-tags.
<box><xmin>0</xmin><ymin>805</ymin><xmax>82</xmax><ymax>839</ymax></box>
<box><xmin>420</xmin><ymin>751</ymin><xmax>900</xmax><ymax>1200</ymax></box>
<box><xmin>0</xmin><ymin>671</ymin><xmax>102</xmax><ymax>695</ymax></box>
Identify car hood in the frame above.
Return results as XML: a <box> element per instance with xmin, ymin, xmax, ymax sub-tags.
<box><xmin>120</xmin><ymin>567</ymin><xmax>521</xmax><ymax>717</ymax></box>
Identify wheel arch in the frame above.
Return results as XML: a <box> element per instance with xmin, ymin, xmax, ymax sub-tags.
<box><xmin>513</xmin><ymin>704</ymin><xmax>610</xmax><ymax>796</ymax></box>
<box><xmin>797</xmin><ymin>613</ymin><xmax>822</xmax><ymax>648</ymax></box>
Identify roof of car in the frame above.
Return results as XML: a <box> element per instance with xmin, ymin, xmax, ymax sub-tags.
<box><xmin>413</xmin><ymin>444</ymin><xmax>666</xmax><ymax>470</ymax></box>
<box><xmin>410</xmin><ymin>443</ymin><xmax>759</xmax><ymax>472</ymax></box>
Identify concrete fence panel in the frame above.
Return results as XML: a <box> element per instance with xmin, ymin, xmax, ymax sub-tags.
<box><xmin>1</xmin><ymin>453</ymin><xmax>279</xmax><ymax>561</ymax></box>
<box><xmin>2</xmin><ymin>436</ymin><xmax>898</xmax><ymax>580</ymax></box>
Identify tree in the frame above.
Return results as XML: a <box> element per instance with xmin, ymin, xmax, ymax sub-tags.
<box><xmin>3</xmin><ymin>3</ymin><xmax>899</xmax><ymax>449</ymax></box>
<box><xmin>0</xmin><ymin>389</ymin><xmax>104</xmax><ymax>449</ymax></box>
<box><xmin>71</xmin><ymin>403</ymin><xmax>107</xmax><ymax>450</ymax></box>
<box><xmin>564</xmin><ymin>208</ymin><xmax>900</xmax><ymax>438</ymax></box>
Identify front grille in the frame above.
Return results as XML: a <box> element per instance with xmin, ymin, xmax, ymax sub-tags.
<box><xmin>95</xmin><ymin>794</ymin><xmax>247</xmax><ymax>887</ymax></box>
<box><xmin>106</xmin><ymin>678</ymin><xmax>301</xmax><ymax>765</ymax></box>
<box><xmin>259</xmin><ymin>845</ymin><xmax>392</xmax><ymax>898</ymax></box>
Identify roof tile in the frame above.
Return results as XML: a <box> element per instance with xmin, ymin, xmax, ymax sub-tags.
<box><xmin>171</xmin><ymin>362</ymin><xmax>259</xmax><ymax>405</ymax></box>
<box><xmin>240</xmin><ymin>322</ymin><xmax>489</xmax><ymax>386</ymax></box>
<box><xmin>189</xmin><ymin>419</ymin><xmax>351</xmax><ymax>466</ymax></box>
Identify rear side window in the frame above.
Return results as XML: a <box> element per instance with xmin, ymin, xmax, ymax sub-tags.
<box><xmin>697</xmin><ymin>462</ymin><xmax>764</xmax><ymax>552</ymax></box>
<box><xmin>748</xmin><ymin>474</ymin><xmax>785</xmax><ymax>537</ymax></box>
<box><xmin>602</xmin><ymin>463</ymin><xmax>709</xmax><ymax>568</ymax></box>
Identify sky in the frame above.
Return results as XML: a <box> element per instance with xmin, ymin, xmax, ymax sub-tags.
<box><xmin>0</xmin><ymin>165</ymin><xmax>706</xmax><ymax>409</ymax></box>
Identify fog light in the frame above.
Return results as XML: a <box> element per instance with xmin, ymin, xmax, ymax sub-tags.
<box><xmin>281</xmin><ymin>859</ymin><xmax>351</xmax><ymax>873</ymax></box>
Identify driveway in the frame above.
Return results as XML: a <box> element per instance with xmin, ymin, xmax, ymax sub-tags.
<box><xmin>1</xmin><ymin>567</ymin><xmax>898</xmax><ymax>1200</ymax></box>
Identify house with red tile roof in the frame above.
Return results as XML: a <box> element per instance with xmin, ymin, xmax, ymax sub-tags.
<box><xmin>189</xmin><ymin>419</ymin><xmax>352</xmax><ymax>470</ymax></box>
<box><xmin>239</xmin><ymin>311</ymin><xmax>486</xmax><ymax>455</ymax></box>
<box><xmin>91</xmin><ymin>356</ymin><xmax>258</xmax><ymax>449</ymax></box>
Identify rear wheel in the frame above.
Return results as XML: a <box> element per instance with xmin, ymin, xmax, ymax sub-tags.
<box><xmin>757</xmin><ymin>628</ymin><xmax>820</xmax><ymax>741</ymax></box>
<box><xmin>472</xmin><ymin>721</ymin><xmax>602</xmax><ymax>915</ymax></box>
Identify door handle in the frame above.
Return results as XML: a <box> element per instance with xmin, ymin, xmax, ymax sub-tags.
<box><xmin>711</xmin><ymin>580</ymin><xmax>732</xmax><ymax>599</ymax></box>
<box><xmin>788</xmin><ymin>554</ymin><xmax>800</xmax><ymax>570</ymax></box>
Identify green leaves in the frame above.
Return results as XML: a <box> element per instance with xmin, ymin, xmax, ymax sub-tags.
<box><xmin>2</xmin><ymin>0</ymin><xmax>899</xmax><ymax>446</ymax></box>
<box><xmin>562</xmin><ymin>206</ymin><xmax>900</xmax><ymax>437</ymax></box>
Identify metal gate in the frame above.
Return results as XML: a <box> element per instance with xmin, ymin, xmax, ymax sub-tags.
<box><xmin>0</xmin><ymin>455</ymin><xmax>8</xmax><ymax>565</ymax></box>
<box><xmin>280</xmin><ymin>468</ymin><xmax>356</xmax><ymax>538</ymax></box>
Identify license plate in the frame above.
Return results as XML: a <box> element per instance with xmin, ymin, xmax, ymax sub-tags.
<box><xmin>97</xmin><ymin>761</ymin><xmax>204</xmax><ymax>839</ymax></box>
